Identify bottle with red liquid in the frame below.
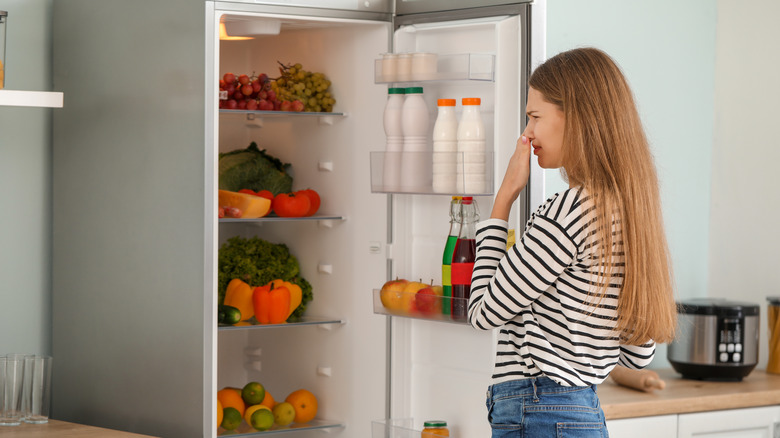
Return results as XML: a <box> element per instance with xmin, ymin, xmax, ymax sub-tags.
<box><xmin>450</xmin><ymin>196</ymin><xmax>478</xmax><ymax>320</ymax></box>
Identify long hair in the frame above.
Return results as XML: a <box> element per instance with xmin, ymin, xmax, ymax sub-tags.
<box><xmin>529</xmin><ymin>47</ymin><xmax>677</xmax><ymax>345</ymax></box>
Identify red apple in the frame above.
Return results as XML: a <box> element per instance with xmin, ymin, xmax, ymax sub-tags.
<box><xmin>415</xmin><ymin>285</ymin><xmax>443</xmax><ymax>316</ymax></box>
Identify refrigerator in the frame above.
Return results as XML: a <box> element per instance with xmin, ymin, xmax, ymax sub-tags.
<box><xmin>50</xmin><ymin>0</ymin><xmax>546</xmax><ymax>437</ymax></box>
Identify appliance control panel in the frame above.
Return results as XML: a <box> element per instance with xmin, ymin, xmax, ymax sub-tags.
<box><xmin>716</xmin><ymin>317</ymin><xmax>744</xmax><ymax>363</ymax></box>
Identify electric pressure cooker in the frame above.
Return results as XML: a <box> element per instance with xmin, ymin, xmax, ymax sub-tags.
<box><xmin>668</xmin><ymin>298</ymin><xmax>759</xmax><ymax>381</ymax></box>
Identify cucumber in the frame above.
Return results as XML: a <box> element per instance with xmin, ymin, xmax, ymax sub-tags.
<box><xmin>219</xmin><ymin>305</ymin><xmax>242</xmax><ymax>325</ymax></box>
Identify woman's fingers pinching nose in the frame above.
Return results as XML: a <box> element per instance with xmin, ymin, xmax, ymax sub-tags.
<box><xmin>521</xmin><ymin>135</ymin><xmax>528</xmax><ymax>144</ymax></box>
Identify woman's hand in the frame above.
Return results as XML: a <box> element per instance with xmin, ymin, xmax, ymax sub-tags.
<box><xmin>491</xmin><ymin>135</ymin><xmax>532</xmax><ymax>221</ymax></box>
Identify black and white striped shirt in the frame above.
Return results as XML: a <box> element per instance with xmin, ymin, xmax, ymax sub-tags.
<box><xmin>467</xmin><ymin>187</ymin><xmax>655</xmax><ymax>387</ymax></box>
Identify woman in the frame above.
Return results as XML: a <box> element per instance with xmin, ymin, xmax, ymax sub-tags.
<box><xmin>467</xmin><ymin>47</ymin><xmax>677</xmax><ymax>437</ymax></box>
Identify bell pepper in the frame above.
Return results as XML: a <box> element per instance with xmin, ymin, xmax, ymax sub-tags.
<box><xmin>223</xmin><ymin>278</ymin><xmax>254</xmax><ymax>321</ymax></box>
<box><xmin>253</xmin><ymin>282</ymin><xmax>291</xmax><ymax>324</ymax></box>
<box><xmin>270</xmin><ymin>279</ymin><xmax>303</xmax><ymax>319</ymax></box>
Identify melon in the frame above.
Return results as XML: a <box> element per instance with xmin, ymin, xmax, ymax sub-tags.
<box><xmin>218</xmin><ymin>190</ymin><xmax>272</xmax><ymax>218</ymax></box>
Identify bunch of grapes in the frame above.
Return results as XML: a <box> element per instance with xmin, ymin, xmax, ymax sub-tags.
<box><xmin>270</xmin><ymin>62</ymin><xmax>336</xmax><ymax>113</ymax></box>
<box><xmin>219</xmin><ymin>72</ymin><xmax>287</xmax><ymax>111</ymax></box>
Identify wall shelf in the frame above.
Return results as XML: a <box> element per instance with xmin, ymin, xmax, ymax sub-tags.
<box><xmin>0</xmin><ymin>89</ymin><xmax>63</xmax><ymax>108</ymax></box>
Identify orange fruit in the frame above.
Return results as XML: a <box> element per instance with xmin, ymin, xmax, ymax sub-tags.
<box><xmin>285</xmin><ymin>389</ymin><xmax>318</xmax><ymax>423</ymax></box>
<box><xmin>217</xmin><ymin>387</ymin><xmax>246</xmax><ymax>417</ymax></box>
<box><xmin>216</xmin><ymin>400</ymin><xmax>223</xmax><ymax>429</ymax></box>
<box><xmin>260</xmin><ymin>390</ymin><xmax>276</xmax><ymax>409</ymax></box>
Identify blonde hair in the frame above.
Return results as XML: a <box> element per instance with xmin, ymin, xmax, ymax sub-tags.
<box><xmin>529</xmin><ymin>47</ymin><xmax>677</xmax><ymax>344</ymax></box>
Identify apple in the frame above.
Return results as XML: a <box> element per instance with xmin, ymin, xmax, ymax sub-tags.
<box><xmin>415</xmin><ymin>285</ymin><xmax>443</xmax><ymax>316</ymax></box>
<box><xmin>401</xmin><ymin>281</ymin><xmax>427</xmax><ymax>314</ymax></box>
<box><xmin>380</xmin><ymin>278</ymin><xmax>408</xmax><ymax>312</ymax></box>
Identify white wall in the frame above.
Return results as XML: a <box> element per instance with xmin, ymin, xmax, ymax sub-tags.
<box><xmin>543</xmin><ymin>2</ymin><xmax>717</xmax><ymax>367</ymax></box>
<box><xmin>0</xmin><ymin>0</ymin><xmax>52</xmax><ymax>355</ymax></box>
<box><xmin>708</xmin><ymin>0</ymin><xmax>780</xmax><ymax>371</ymax></box>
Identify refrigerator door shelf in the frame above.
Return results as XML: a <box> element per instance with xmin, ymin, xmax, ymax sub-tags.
<box><xmin>370</xmin><ymin>151</ymin><xmax>494</xmax><ymax>196</ymax></box>
<box><xmin>374</xmin><ymin>53</ymin><xmax>495</xmax><ymax>84</ymax></box>
<box><xmin>372</xmin><ymin>418</ymin><xmax>450</xmax><ymax>438</ymax></box>
<box><xmin>372</xmin><ymin>289</ymin><xmax>470</xmax><ymax>326</ymax></box>
<box><xmin>218</xmin><ymin>316</ymin><xmax>345</xmax><ymax>331</ymax></box>
<box><xmin>217</xmin><ymin>418</ymin><xmax>344</xmax><ymax>437</ymax></box>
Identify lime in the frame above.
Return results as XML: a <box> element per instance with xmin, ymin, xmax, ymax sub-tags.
<box><xmin>242</xmin><ymin>381</ymin><xmax>266</xmax><ymax>405</ymax></box>
<box><xmin>272</xmin><ymin>401</ymin><xmax>295</xmax><ymax>426</ymax></box>
<box><xmin>221</xmin><ymin>407</ymin><xmax>242</xmax><ymax>431</ymax></box>
<box><xmin>250</xmin><ymin>408</ymin><xmax>275</xmax><ymax>431</ymax></box>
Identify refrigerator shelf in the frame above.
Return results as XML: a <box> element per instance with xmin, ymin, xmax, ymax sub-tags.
<box><xmin>217</xmin><ymin>418</ymin><xmax>344</xmax><ymax>436</ymax></box>
<box><xmin>219</xmin><ymin>109</ymin><xmax>346</xmax><ymax>118</ymax></box>
<box><xmin>218</xmin><ymin>316</ymin><xmax>345</xmax><ymax>331</ymax></box>
<box><xmin>219</xmin><ymin>215</ymin><xmax>345</xmax><ymax>223</ymax></box>
<box><xmin>374</xmin><ymin>53</ymin><xmax>495</xmax><ymax>84</ymax></box>
<box><xmin>373</xmin><ymin>289</ymin><xmax>470</xmax><ymax>325</ymax></box>
<box><xmin>370</xmin><ymin>151</ymin><xmax>494</xmax><ymax>196</ymax></box>
<box><xmin>372</xmin><ymin>418</ymin><xmax>451</xmax><ymax>438</ymax></box>
<box><xmin>0</xmin><ymin>89</ymin><xmax>64</xmax><ymax>108</ymax></box>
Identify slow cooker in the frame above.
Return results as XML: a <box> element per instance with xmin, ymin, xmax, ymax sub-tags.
<box><xmin>668</xmin><ymin>298</ymin><xmax>759</xmax><ymax>381</ymax></box>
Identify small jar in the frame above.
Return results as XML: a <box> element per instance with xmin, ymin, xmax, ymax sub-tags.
<box><xmin>421</xmin><ymin>420</ymin><xmax>450</xmax><ymax>438</ymax></box>
<box><xmin>0</xmin><ymin>10</ymin><xmax>7</xmax><ymax>89</ymax></box>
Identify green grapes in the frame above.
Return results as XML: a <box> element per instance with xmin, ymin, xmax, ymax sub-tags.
<box><xmin>272</xmin><ymin>61</ymin><xmax>337</xmax><ymax>112</ymax></box>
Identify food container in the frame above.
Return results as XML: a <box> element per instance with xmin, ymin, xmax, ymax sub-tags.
<box><xmin>411</xmin><ymin>52</ymin><xmax>437</xmax><ymax>81</ymax></box>
<box><xmin>767</xmin><ymin>297</ymin><xmax>780</xmax><ymax>374</ymax></box>
<box><xmin>0</xmin><ymin>11</ymin><xmax>7</xmax><ymax>89</ymax></box>
<box><xmin>421</xmin><ymin>420</ymin><xmax>449</xmax><ymax>437</ymax></box>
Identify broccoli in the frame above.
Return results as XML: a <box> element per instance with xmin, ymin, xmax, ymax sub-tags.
<box><xmin>218</xmin><ymin>236</ymin><xmax>313</xmax><ymax>321</ymax></box>
<box><xmin>219</xmin><ymin>142</ymin><xmax>293</xmax><ymax>195</ymax></box>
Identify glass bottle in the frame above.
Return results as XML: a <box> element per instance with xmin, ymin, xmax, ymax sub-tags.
<box><xmin>451</xmin><ymin>196</ymin><xmax>478</xmax><ymax>320</ymax></box>
<box><xmin>422</xmin><ymin>420</ymin><xmax>450</xmax><ymax>437</ymax></box>
<box><xmin>441</xmin><ymin>196</ymin><xmax>461</xmax><ymax>316</ymax></box>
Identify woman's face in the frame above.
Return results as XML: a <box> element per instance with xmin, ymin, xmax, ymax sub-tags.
<box><xmin>522</xmin><ymin>87</ymin><xmax>565</xmax><ymax>169</ymax></box>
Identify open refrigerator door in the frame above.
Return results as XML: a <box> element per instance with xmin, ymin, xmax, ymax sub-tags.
<box><xmin>208</xmin><ymin>1</ymin><xmax>544</xmax><ymax>437</ymax></box>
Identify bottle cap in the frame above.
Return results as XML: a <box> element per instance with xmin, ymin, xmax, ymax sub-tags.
<box><xmin>437</xmin><ymin>99</ymin><xmax>456</xmax><ymax>106</ymax></box>
<box><xmin>462</xmin><ymin>97</ymin><xmax>481</xmax><ymax>105</ymax></box>
<box><xmin>424</xmin><ymin>421</ymin><xmax>448</xmax><ymax>428</ymax></box>
<box><xmin>388</xmin><ymin>88</ymin><xmax>406</xmax><ymax>94</ymax></box>
<box><xmin>406</xmin><ymin>87</ymin><xmax>424</xmax><ymax>94</ymax></box>
<box><xmin>462</xmin><ymin>196</ymin><xmax>473</xmax><ymax>204</ymax></box>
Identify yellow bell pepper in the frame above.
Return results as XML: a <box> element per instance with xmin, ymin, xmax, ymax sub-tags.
<box><xmin>224</xmin><ymin>278</ymin><xmax>254</xmax><ymax>321</ymax></box>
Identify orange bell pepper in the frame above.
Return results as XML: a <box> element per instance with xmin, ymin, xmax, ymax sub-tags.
<box><xmin>224</xmin><ymin>278</ymin><xmax>254</xmax><ymax>321</ymax></box>
<box><xmin>270</xmin><ymin>279</ymin><xmax>303</xmax><ymax>318</ymax></box>
<box><xmin>252</xmin><ymin>282</ymin><xmax>291</xmax><ymax>324</ymax></box>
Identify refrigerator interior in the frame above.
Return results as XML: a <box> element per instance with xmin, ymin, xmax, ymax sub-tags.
<box><xmin>213</xmin><ymin>7</ymin><xmax>391</xmax><ymax>438</ymax></box>
<box><xmin>386</xmin><ymin>14</ymin><xmax>526</xmax><ymax>438</ymax></box>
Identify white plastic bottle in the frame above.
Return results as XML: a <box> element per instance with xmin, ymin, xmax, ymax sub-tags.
<box><xmin>456</xmin><ymin>97</ymin><xmax>486</xmax><ymax>194</ymax></box>
<box><xmin>382</xmin><ymin>87</ymin><xmax>405</xmax><ymax>191</ymax></box>
<box><xmin>432</xmin><ymin>98</ymin><xmax>458</xmax><ymax>193</ymax></box>
<box><xmin>400</xmin><ymin>87</ymin><xmax>430</xmax><ymax>191</ymax></box>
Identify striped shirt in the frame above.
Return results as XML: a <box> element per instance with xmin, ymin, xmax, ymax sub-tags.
<box><xmin>467</xmin><ymin>187</ymin><xmax>655</xmax><ymax>387</ymax></box>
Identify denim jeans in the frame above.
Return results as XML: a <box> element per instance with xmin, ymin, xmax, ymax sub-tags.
<box><xmin>485</xmin><ymin>377</ymin><xmax>609</xmax><ymax>438</ymax></box>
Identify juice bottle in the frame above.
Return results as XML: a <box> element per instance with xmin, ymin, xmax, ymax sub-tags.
<box><xmin>441</xmin><ymin>196</ymin><xmax>461</xmax><ymax>316</ymax></box>
<box><xmin>451</xmin><ymin>196</ymin><xmax>478</xmax><ymax>320</ymax></box>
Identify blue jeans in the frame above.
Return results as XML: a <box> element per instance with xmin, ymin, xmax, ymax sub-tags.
<box><xmin>485</xmin><ymin>377</ymin><xmax>609</xmax><ymax>438</ymax></box>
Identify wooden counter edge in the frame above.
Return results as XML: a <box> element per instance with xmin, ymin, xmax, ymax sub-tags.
<box><xmin>0</xmin><ymin>419</ymin><xmax>156</xmax><ymax>437</ymax></box>
<box><xmin>600</xmin><ymin>368</ymin><xmax>780</xmax><ymax>420</ymax></box>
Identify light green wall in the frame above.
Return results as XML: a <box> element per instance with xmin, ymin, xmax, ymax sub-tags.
<box><xmin>0</xmin><ymin>0</ymin><xmax>53</xmax><ymax>355</ymax></box>
<box><xmin>544</xmin><ymin>1</ymin><xmax>716</xmax><ymax>302</ymax></box>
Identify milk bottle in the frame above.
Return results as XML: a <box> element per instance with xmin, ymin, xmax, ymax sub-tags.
<box><xmin>432</xmin><ymin>99</ymin><xmax>458</xmax><ymax>193</ymax></box>
<box><xmin>456</xmin><ymin>98</ymin><xmax>486</xmax><ymax>194</ymax></box>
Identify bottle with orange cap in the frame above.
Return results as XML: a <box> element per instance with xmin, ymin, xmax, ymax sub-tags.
<box><xmin>432</xmin><ymin>98</ymin><xmax>458</xmax><ymax>193</ymax></box>
<box><xmin>456</xmin><ymin>97</ymin><xmax>486</xmax><ymax>194</ymax></box>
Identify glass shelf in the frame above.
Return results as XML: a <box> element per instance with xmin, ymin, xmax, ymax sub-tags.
<box><xmin>372</xmin><ymin>289</ymin><xmax>469</xmax><ymax>325</ymax></box>
<box><xmin>219</xmin><ymin>214</ymin><xmax>345</xmax><ymax>223</ymax></box>
<box><xmin>217</xmin><ymin>418</ymin><xmax>344</xmax><ymax>436</ymax></box>
<box><xmin>219</xmin><ymin>109</ymin><xmax>346</xmax><ymax>118</ymax></box>
<box><xmin>372</xmin><ymin>418</ymin><xmax>451</xmax><ymax>438</ymax></box>
<box><xmin>370</xmin><ymin>151</ymin><xmax>494</xmax><ymax>196</ymax></box>
<box><xmin>218</xmin><ymin>316</ymin><xmax>345</xmax><ymax>331</ymax></box>
<box><xmin>374</xmin><ymin>53</ymin><xmax>495</xmax><ymax>84</ymax></box>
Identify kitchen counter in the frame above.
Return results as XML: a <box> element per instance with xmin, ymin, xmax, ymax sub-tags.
<box><xmin>0</xmin><ymin>420</ymin><xmax>154</xmax><ymax>437</ymax></box>
<box><xmin>599</xmin><ymin>368</ymin><xmax>780</xmax><ymax>419</ymax></box>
